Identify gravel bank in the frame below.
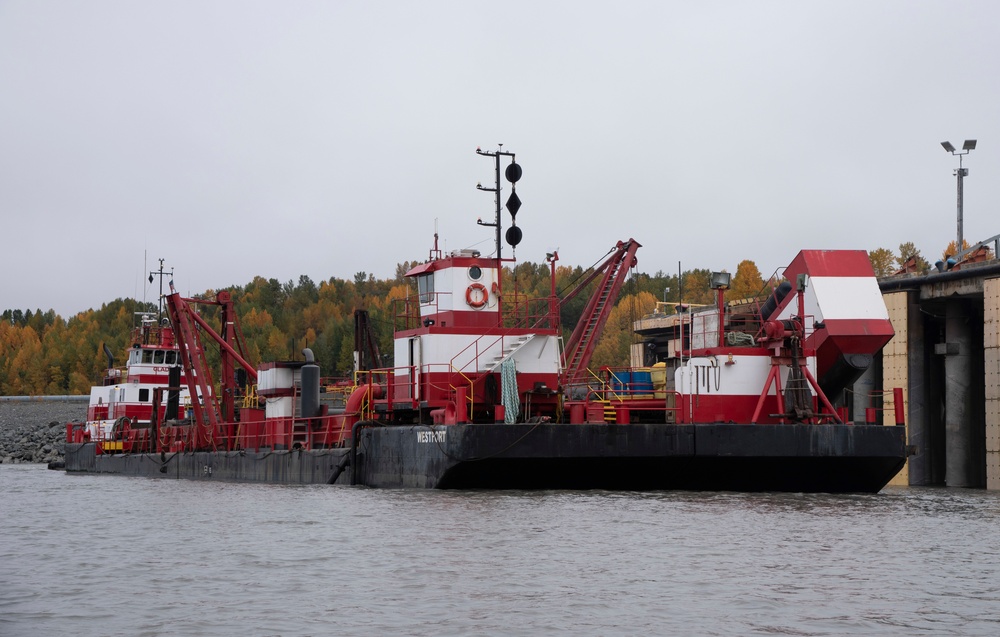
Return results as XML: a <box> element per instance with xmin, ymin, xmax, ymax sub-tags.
<box><xmin>0</xmin><ymin>399</ymin><xmax>87</xmax><ymax>465</ymax></box>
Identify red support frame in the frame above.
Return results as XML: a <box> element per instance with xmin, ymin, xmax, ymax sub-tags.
<box><xmin>164</xmin><ymin>287</ymin><xmax>258</xmax><ymax>451</ymax></box>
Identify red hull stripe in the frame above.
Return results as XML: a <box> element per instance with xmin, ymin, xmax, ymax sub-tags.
<box><xmin>130</xmin><ymin>374</ymin><xmax>174</xmax><ymax>384</ymax></box>
<box><xmin>684</xmin><ymin>394</ymin><xmax>816</xmax><ymax>425</ymax></box>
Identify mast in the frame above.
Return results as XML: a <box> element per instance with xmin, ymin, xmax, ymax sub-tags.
<box><xmin>476</xmin><ymin>145</ymin><xmax>523</xmax><ymax>323</ymax></box>
<box><xmin>148</xmin><ymin>258</ymin><xmax>174</xmax><ymax>321</ymax></box>
<box><xmin>476</xmin><ymin>145</ymin><xmax>523</xmax><ymax>261</ymax></box>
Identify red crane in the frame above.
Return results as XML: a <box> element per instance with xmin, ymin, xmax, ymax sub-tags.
<box><xmin>164</xmin><ymin>287</ymin><xmax>257</xmax><ymax>450</ymax></box>
<box><xmin>560</xmin><ymin>238</ymin><xmax>640</xmax><ymax>387</ymax></box>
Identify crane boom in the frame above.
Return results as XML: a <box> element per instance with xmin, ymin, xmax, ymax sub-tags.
<box><xmin>561</xmin><ymin>238</ymin><xmax>640</xmax><ymax>387</ymax></box>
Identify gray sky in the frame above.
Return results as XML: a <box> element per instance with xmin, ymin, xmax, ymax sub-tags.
<box><xmin>2</xmin><ymin>1</ymin><xmax>998</xmax><ymax>317</ymax></box>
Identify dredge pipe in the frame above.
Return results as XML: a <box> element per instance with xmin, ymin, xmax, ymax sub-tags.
<box><xmin>350</xmin><ymin>420</ymin><xmax>380</xmax><ymax>486</ymax></box>
<box><xmin>327</xmin><ymin>452</ymin><xmax>351</xmax><ymax>485</ymax></box>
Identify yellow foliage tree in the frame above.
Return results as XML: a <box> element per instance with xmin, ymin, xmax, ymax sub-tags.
<box><xmin>727</xmin><ymin>260</ymin><xmax>765</xmax><ymax>301</ymax></box>
<box><xmin>868</xmin><ymin>248</ymin><xmax>896</xmax><ymax>277</ymax></box>
<box><xmin>942</xmin><ymin>239</ymin><xmax>971</xmax><ymax>260</ymax></box>
<box><xmin>591</xmin><ymin>291</ymin><xmax>657</xmax><ymax>369</ymax></box>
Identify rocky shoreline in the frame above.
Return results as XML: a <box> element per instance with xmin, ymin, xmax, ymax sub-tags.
<box><xmin>0</xmin><ymin>399</ymin><xmax>86</xmax><ymax>466</ymax></box>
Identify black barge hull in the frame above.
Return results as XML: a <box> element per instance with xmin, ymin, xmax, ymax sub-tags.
<box><xmin>65</xmin><ymin>423</ymin><xmax>907</xmax><ymax>493</ymax></box>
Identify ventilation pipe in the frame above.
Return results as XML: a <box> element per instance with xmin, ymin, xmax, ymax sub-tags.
<box><xmin>300</xmin><ymin>348</ymin><xmax>321</xmax><ymax>418</ymax></box>
<box><xmin>102</xmin><ymin>343</ymin><xmax>115</xmax><ymax>369</ymax></box>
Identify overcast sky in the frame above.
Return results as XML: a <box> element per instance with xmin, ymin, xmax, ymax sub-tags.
<box><xmin>2</xmin><ymin>1</ymin><xmax>998</xmax><ymax>317</ymax></box>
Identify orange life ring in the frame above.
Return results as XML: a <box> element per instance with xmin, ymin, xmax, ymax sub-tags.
<box><xmin>466</xmin><ymin>283</ymin><xmax>488</xmax><ymax>308</ymax></box>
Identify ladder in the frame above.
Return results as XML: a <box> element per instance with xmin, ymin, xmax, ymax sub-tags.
<box><xmin>562</xmin><ymin>239</ymin><xmax>640</xmax><ymax>386</ymax></box>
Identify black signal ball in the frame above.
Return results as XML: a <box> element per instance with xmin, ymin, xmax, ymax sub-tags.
<box><xmin>505</xmin><ymin>162</ymin><xmax>522</xmax><ymax>183</ymax></box>
<box><xmin>506</xmin><ymin>225</ymin><xmax>523</xmax><ymax>247</ymax></box>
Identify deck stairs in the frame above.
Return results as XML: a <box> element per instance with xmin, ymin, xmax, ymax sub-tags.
<box><xmin>484</xmin><ymin>334</ymin><xmax>535</xmax><ymax>372</ymax></box>
<box><xmin>599</xmin><ymin>398</ymin><xmax>615</xmax><ymax>424</ymax></box>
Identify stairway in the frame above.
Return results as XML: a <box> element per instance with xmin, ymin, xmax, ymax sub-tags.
<box><xmin>564</xmin><ymin>254</ymin><xmax>627</xmax><ymax>383</ymax></box>
<box><xmin>484</xmin><ymin>334</ymin><xmax>535</xmax><ymax>372</ymax></box>
<box><xmin>600</xmin><ymin>399</ymin><xmax>616</xmax><ymax>424</ymax></box>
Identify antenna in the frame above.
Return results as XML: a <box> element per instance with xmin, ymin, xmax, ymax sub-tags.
<box><xmin>148</xmin><ymin>258</ymin><xmax>174</xmax><ymax>321</ymax></box>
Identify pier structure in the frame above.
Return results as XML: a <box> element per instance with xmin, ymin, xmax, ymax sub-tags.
<box><xmin>880</xmin><ymin>261</ymin><xmax>1000</xmax><ymax>489</ymax></box>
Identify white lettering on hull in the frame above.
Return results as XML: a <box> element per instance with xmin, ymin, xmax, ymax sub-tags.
<box><xmin>417</xmin><ymin>431</ymin><xmax>446</xmax><ymax>443</ymax></box>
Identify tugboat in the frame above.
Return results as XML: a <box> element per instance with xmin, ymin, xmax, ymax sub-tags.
<box><xmin>66</xmin><ymin>148</ymin><xmax>907</xmax><ymax>491</ymax></box>
<box><xmin>70</xmin><ymin>312</ymin><xmax>197</xmax><ymax>452</ymax></box>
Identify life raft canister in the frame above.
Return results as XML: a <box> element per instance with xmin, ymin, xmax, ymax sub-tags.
<box><xmin>466</xmin><ymin>282</ymin><xmax>488</xmax><ymax>308</ymax></box>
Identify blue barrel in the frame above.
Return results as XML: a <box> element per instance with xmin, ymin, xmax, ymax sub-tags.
<box><xmin>631</xmin><ymin>371</ymin><xmax>653</xmax><ymax>394</ymax></box>
<box><xmin>611</xmin><ymin>372</ymin><xmax>632</xmax><ymax>393</ymax></box>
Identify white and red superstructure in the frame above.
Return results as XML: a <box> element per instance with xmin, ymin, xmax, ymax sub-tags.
<box><xmin>82</xmin><ymin>313</ymin><xmax>196</xmax><ymax>443</ymax></box>
<box><xmin>387</xmin><ymin>242</ymin><xmax>563</xmax><ymax>423</ymax></box>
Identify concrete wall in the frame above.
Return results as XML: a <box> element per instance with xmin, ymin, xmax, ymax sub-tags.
<box><xmin>986</xmin><ymin>278</ymin><xmax>1000</xmax><ymax>489</ymax></box>
<box><xmin>883</xmin><ymin>291</ymin><xmax>910</xmax><ymax>486</ymax></box>
<box><xmin>883</xmin><ymin>272</ymin><xmax>998</xmax><ymax>490</ymax></box>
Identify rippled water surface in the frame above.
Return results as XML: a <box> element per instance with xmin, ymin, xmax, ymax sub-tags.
<box><xmin>2</xmin><ymin>465</ymin><xmax>999</xmax><ymax>636</ymax></box>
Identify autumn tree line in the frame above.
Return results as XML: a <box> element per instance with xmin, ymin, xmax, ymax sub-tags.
<box><xmin>0</xmin><ymin>240</ymin><xmax>970</xmax><ymax>396</ymax></box>
<box><xmin>867</xmin><ymin>239</ymin><xmax>987</xmax><ymax>277</ymax></box>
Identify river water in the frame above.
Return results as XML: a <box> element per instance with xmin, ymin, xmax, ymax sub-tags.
<box><xmin>2</xmin><ymin>465</ymin><xmax>998</xmax><ymax>636</ymax></box>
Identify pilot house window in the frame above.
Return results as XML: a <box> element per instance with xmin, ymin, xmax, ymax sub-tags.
<box><xmin>417</xmin><ymin>274</ymin><xmax>434</xmax><ymax>304</ymax></box>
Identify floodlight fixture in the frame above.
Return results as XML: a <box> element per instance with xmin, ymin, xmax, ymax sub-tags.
<box><xmin>709</xmin><ymin>272</ymin><xmax>731</xmax><ymax>290</ymax></box>
<box><xmin>940</xmin><ymin>138</ymin><xmax>978</xmax><ymax>257</ymax></box>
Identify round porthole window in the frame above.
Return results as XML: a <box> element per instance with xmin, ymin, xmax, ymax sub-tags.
<box><xmin>469</xmin><ymin>266</ymin><xmax>482</xmax><ymax>281</ymax></box>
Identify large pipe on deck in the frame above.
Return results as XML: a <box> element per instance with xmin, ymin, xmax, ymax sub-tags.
<box><xmin>759</xmin><ymin>281</ymin><xmax>793</xmax><ymax>321</ymax></box>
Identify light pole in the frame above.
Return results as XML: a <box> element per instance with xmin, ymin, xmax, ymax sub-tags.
<box><xmin>710</xmin><ymin>272</ymin><xmax>731</xmax><ymax>348</ymax></box>
<box><xmin>941</xmin><ymin>139</ymin><xmax>977</xmax><ymax>257</ymax></box>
